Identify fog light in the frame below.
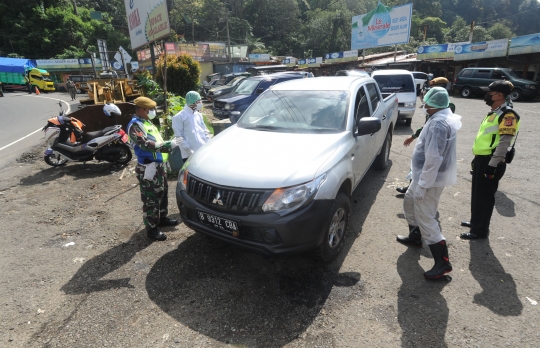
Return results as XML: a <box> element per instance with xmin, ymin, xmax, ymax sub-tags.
<box><xmin>262</xmin><ymin>228</ymin><xmax>277</xmax><ymax>243</ymax></box>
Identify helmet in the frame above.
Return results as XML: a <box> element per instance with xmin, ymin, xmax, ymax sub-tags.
<box><xmin>103</xmin><ymin>103</ymin><xmax>121</xmax><ymax>117</ymax></box>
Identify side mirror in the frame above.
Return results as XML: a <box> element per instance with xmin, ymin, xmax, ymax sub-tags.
<box><xmin>355</xmin><ymin>117</ymin><xmax>381</xmax><ymax>136</ymax></box>
<box><xmin>230</xmin><ymin>111</ymin><xmax>241</xmax><ymax>124</ymax></box>
<box><xmin>256</xmin><ymin>88</ymin><xmax>264</xmax><ymax>94</ymax></box>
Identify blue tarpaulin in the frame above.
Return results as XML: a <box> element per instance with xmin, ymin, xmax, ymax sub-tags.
<box><xmin>0</xmin><ymin>57</ymin><xmax>36</xmax><ymax>73</ymax></box>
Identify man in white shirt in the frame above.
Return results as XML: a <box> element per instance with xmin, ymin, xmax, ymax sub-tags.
<box><xmin>172</xmin><ymin>91</ymin><xmax>211</xmax><ymax>162</ymax></box>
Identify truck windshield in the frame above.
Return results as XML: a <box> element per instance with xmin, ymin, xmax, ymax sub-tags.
<box><xmin>227</xmin><ymin>77</ymin><xmax>244</xmax><ymax>86</ymax></box>
<box><xmin>372</xmin><ymin>74</ymin><xmax>415</xmax><ymax>93</ymax></box>
<box><xmin>233</xmin><ymin>79</ymin><xmax>260</xmax><ymax>95</ymax></box>
<box><xmin>238</xmin><ymin>90</ymin><xmax>349</xmax><ymax>133</ymax></box>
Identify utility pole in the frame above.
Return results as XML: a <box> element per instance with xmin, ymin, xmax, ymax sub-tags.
<box><xmin>226</xmin><ymin>13</ymin><xmax>232</xmax><ymax>63</ymax></box>
<box><xmin>70</xmin><ymin>0</ymin><xmax>78</xmax><ymax>15</ymax></box>
<box><xmin>422</xmin><ymin>24</ymin><xmax>428</xmax><ymax>45</ymax></box>
<box><xmin>468</xmin><ymin>21</ymin><xmax>475</xmax><ymax>43</ymax></box>
<box><xmin>163</xmin><ymin>42</ymin><xmax>168</xmax><ymax>115</ymax></box>
<box><xmin>394</xmin><ymin>45</ymin><xmax>397</xmax><ymax>62</ymax></box>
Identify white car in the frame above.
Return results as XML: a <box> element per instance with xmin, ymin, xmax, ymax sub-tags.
<box><xmin>412</xmin><ymin>72</ymin><xmax>429</xmax><ymax>96</ymax></box>
<box><xmin>372</xmin><ymin>69</ymin><xmax>417</xmax><ymax>126</ymax></box>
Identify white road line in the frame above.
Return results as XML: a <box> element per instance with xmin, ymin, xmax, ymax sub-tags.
<box><xmin>0</xmin><ymin>96</ymin><xmax>72</xmax><ymax>152</ymax></box>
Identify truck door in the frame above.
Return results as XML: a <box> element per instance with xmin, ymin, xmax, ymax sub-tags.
<box><xmin>365</xmin><ymin>83</ymin><xmax>386</xmax><ymax>149</ymax></box>
<box><xmin>351</xmin><ymin>85</ymin><xmax>374</xmax><ymax>185</ymax></box>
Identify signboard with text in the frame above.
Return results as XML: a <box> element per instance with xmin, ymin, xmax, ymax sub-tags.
<box><xmin>307</xmin><ymin>57</ymin><xmax>323</xmax><ymax>67</ymax></box>
<box><xmin>124</xmin><ymin>0</ymin><xmax>171</xmax><ymax>50</ymax></box>
<box><xmin>282</xmin><ymin>58</ymin><xmax>297</xmax><ymax>67</ymax></box>
<box><xmin>509</xmin><ymin>33</ymin><xmax>540</xmax><ymax>55</ymax></box>
<box><xmin>416</xmin><ymin>42</ymin><xmax>467</xmax><ymax>60</ymax></box>
<box><xmin>249</xmin><ymin>54</ymin><xmax>271</xmax><ymax>62</ymax></box>
<box><xmin>453</xmin><ymin>39</ymin><xmax>509</xmax><ymax>61</ymax></box>
<box><xmin>36</xmin><ymin>59</ymin><xmax>103</xmax><ymax>69</ymax></box>
<box><xmin>351</xmin><ymin>2</ymin><xmax>412</xmax><ymax>50</ymax></box>
<box><xmin>324</xmin><ymin>50</ymin><xmax>358</xmax><ymax>64</ymax></box>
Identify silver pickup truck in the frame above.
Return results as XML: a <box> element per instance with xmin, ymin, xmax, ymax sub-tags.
<box><xmin>176</xmin><ymin>76</ymin><xmax>398</xmax><ymax>262</ymax></box>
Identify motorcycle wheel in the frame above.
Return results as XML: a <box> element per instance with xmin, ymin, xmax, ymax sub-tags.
<box><xmin>44</xmin><ymin>154</ymin><xmax>68</xmax><ymax>166</ymax></box>
<box><xmin>114</xmin><ymin>143</ymin><xmax>133</xmax><ymax>164</ymax></box>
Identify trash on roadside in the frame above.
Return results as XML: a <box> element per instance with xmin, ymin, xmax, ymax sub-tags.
<box><xmin>63</xmin><ymin>242</ymin><xmax>75</xmax><ymax>247</ymax></box>
<box><xmin>526</xmin><ymin>297</ymin><xmax>538</xmax><ymax>306</ymax></box>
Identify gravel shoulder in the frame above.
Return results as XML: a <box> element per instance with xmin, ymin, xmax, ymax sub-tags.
<box><xmin>0</xmin><ymin>97</ymin><xmax>539</xmax><ymax>347</ymax></box>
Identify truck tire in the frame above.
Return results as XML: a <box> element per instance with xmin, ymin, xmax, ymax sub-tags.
<box><xmin>461</xmin><ymin>86</ymin><xmax>472</xmax><ymax>98</ymax></box>
<box><xmin>405</xmin><ymin>118</ymin><xmax>412</xmax><ymax>126</ymax></box>
<box><xmin>374</xmin><ymin>131</ymin><xmax>392</xmax><ymax>170</ymax></box>
<box><xmin>316</xmin><ymin>192</ymin><xmax>350</xmax><ymax>263</ymax></box>
<box><xmin>509</xmin><ymin>89</ymin><xmax>522</xmax><ymax>101</ymax></box>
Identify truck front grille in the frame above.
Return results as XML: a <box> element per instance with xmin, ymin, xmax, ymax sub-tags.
<box><xmin>213</xmin><ymin>101</ymin><xmax>225</xmax><ymax>110</ymax></box>
<box><xmin>187</xmin><ymin>174</ymin><xmax>270</xmax><ymax>213</ymax></box>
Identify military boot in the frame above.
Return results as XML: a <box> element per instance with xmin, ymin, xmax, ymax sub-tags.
<box><xmin>396</xmin><ymin>225</ymin><xmax>422</xmax><ymax>248</ymax></box>
<box><xmin>424</xmin><ymin>240</ymin><xmax>452</xmax><ymax>279</ymax></box>
<box><xmin>147</xmin><ymin>227</ymin><xmax>167</xmax><ymax>241</ymax></box>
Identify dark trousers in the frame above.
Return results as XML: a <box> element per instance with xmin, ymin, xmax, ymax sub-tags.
<box><xmin>26</xmin><ymin>83</ymin><xmax>32</xmax><ymax>94</ymax></box>
<box><xmin>470</xmin><ymin>155</ymin><xmax>506</xmax><ymax>237</ymax></box>
<box><xmin>135</xmin><ymin>163</ymin><xmax>168</xmax><ymax>229</ymax></box>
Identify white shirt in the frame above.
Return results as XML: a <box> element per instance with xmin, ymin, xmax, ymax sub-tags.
<box><xmin>171</xmin><ymin>105</ymin><xmax>211</xmax><ymax>159</ymax></box>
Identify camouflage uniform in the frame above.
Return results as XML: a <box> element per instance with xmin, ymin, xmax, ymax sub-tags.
<box><xmin>128</xmin><ymin>121</ymin><xmax>172</xmax><ymax>229</ymax></box>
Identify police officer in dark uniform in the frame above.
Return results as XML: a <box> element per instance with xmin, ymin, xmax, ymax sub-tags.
<box><xmin>460</xmin><ymin>81</ymin><xmax>520</xmax><ymax>239</ymax></box>
<box><xmin>127</xmin><ymin>97</ymin><xmax>181</xmax><ymax>241</ymax></box>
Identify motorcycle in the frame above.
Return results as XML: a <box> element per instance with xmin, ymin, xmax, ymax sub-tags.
<box><xmin>42</xmin><ymin>102</ymin><xmax>132</xmax><ymax>167</ymax></box>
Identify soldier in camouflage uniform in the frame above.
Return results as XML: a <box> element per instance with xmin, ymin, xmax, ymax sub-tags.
<box><xmin>127</xmin><ymin>97</ymin><xmax>181</xmax><ymax>241</ymax></box>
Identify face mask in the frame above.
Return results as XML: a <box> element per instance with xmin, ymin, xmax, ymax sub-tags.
<box><xmin>422</xmin><ymin>105</ymin><xmax>433</xmax><ymax>115</ymax></box>
<box><xmin>196</xmin><ymin>103</ymin><xmax>203</xmax><ymax>111</ymax></box>
<box><xmin>147</xmin><ymin>109</ymin><xmax>156</xmax><ymax>119</ymax></box>
<box><xmin>484</xmin><ymin>93</ymin><xmax>495</xmax><ymax>106</ymax></box>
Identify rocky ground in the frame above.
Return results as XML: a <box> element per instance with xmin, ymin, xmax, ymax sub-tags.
<box><xmin>0</xmin><ymin>97</ymin><xmax>539</xmax><ymax>347</ymax></box>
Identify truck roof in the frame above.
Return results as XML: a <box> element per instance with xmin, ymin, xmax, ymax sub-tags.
<box><xmin>271</xmin><ymin>76</ymin><xmax>371</xmax><ymax>91</ymax></box>
<box><xmin>371</xmin><ymin>69</ymin><xmax>413</xmax><ymax>76</ymax></box>
<box><xmin>0</xmin><ymin>57</ymin><xmax>36</xmax><ymax>73</ymax></box>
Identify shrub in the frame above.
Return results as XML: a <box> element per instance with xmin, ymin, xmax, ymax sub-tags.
<box><xmin>155</xmin><ymin>53</ymin><xmax>201</xmax><ymax>98</ymax></box>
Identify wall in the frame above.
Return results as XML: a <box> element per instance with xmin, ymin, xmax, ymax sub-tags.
<box><xmin>199</xmin><ymin>62</ymin><xmax>213</xmax><ymax>83</ymax></box>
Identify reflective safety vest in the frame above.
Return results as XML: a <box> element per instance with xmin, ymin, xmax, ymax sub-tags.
<box><xmin>127</xmin><ymin>117</ymin><xmax>169</xmax><ymax>164</ymax></box>
<box><xmin>473</xmin><ymin>106</ymin><xmax>520</xmax><ymax>156</ymax></box>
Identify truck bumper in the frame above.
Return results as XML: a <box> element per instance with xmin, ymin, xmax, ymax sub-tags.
<box><xmin>398</xmin><ymin>107</ymin><xmax>415</xmax><ymax>118</ymax></box>
<box><xmin>176</xmin><ymin>189</ymin><xmax>333</xmax><ymax>256</ymax></box>
<box><xmin>212</xmin><ymin>109</ymin><xmax>230</xmax><ymax>119</ymax></box>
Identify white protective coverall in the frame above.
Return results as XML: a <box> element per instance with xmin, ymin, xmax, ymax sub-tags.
<box><xmin>403</xmin><ymin>107</ymin><xmax>462</xmax><ymax>245</ymax></box>
<box><xmin>171</xmin><ymin>105</ymin><xmax>211</xmax><ymax>159</ymax></box>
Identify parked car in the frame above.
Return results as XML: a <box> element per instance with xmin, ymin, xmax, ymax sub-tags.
<box><xmin>201</xmin><ymin>79</ymin><xmax>222</xmax><ymax>98</ymax></box>
<box><xmin>335</xmin><ymin>70</ymin><xmax>370</xmax><ymax>77</ymax></box>
<box><xmin>454</xmin><ymin>67</ymin><xmax>538</xmax><ymax>101</ymax></box>
<box><xmin>207</xmin><ymin>76</ymin><xmax>247</xmax><ymax>102</ymax></box>
<box><xmin>371</xmin><ymin>69</ymin><xmax>416</xmax><ymax>126</ymax></box>
<box><xmin>176</xmin><ymin>76</ymin><xmax>398</xmax><ymax>262</ymax></box>
<box><xmin>219</xmin><ymin>72</ymin><xmax>250</xmax><ymax>85</ymax></box>
<box><xmin>412</xmin><ymin>72</ymin><xmax>428</xmax><ymax>96</ymax></box>
<box><xmin>212</xmin><ymin>73</ymin><xmax>310</xmax><ymax>122</ymax></box>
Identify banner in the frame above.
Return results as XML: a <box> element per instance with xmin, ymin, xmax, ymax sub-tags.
<box><xmin>249</xmin><ymin>54</ymin><xmax>271</xmax><ymax>62</ymax></box>
<box><xmin>124</xmin><ymin>0</ymin><xmax>171</xmax><ymax>50</ymax></box>
<box><xmin>351</xmin><ymin>2</ymin><xmax>412</xmax><ymax>50</ymax></box>
<box><xmin>416</xmin><ymin>42</ymin><xmax>467</xmax><ymax>60</ymax></box>
<box><xmin>36</xmin><ymin>59</ymin><xmax>102</xmax><ymax>69</ymax></box>
<box><xmin>298</xmin><ymin>59</ymin><xmax>308</xmax><ymax>68</ymax></box>
<box><xmin>324</xmin><ymin>50</ymin><xmax>358</xmax><ymax>64</ymax></box>
<box><xmin>509</xmin><ymin>33</ymin><xmax>540</xmax><ymax>55</ymax></box>
<box><xmin>307</xmin><ymin>57</ymin><xmax>323</xmax><ymax>67</ymax></box>
<box><xmin>282</xmin><ymin>58</ymin><xmax>296</xmax><ymax>67</ymax></box>
<box><xmin>454</xmin><ymin>39</ymin><xmax>509</xmax><ymax>61</ymax></box>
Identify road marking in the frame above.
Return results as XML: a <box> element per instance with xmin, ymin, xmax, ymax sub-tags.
<box><xmin>0</xmin><ymin>96</ymin><xmax>72</xmax><ymax>152</ymax></box>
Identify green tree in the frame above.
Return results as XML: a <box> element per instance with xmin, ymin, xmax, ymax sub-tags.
<box><xmin>155</xmin><ymin>53</ymin><xmax>201</xmax><ymax>97</ymax></box>
<box><xmin>487</xmin><ymin>22</ymin><xmax>515</xmax><ymax>40</ymax></box>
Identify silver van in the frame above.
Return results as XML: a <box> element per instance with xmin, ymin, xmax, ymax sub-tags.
<box><xmin>372</xmin><ymin>69</ymin><xmax>416</xmax><ymax>126</ymax></box>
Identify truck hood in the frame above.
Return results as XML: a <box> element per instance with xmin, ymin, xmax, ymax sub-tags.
<box><xmin>188</xmin><ymin>126</ymin><xmax>346</xmax><ymax>189</ymax></box>
<box><xmin>215</xmin><ymin>94</ymin><xmax>250</xmax><ymax>103</ymax></box>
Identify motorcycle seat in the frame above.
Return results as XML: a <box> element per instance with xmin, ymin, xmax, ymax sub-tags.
<box><xmin>80</xmin><ymin>126</ymin><xmax>119</xmax><ymax>143</ymax></box>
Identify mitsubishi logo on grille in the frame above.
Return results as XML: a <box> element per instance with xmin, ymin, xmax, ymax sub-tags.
<box><xmin>212</xmin><ymin>190</ymin><xmax>224</xmax><ymax>205</ymax></box>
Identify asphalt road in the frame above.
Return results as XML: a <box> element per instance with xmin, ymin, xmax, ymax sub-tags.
<box><xmin>0</xmin><ymin>91</ymin><xmax>78</xmax><ymax>169</ymax></box>
<box><xmin>0</xmin><ymin>94</ymin><xmax>539</xmax><ymax>347</ymax></box>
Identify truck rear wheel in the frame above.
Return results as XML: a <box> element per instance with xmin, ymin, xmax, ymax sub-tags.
<box><xmin>405</xmin><ymin>118</ymin><xmax>412</xmax><ymax>126</ymax></box>
<box><xmin>316</xmin><ymin>192</ymin><xmax>350</xmax><ymax>263</ymax></box>
<box><xmin>374</xmin><ymin>131</ymin><xmax>392</xmax><ymax>170</ymax></box>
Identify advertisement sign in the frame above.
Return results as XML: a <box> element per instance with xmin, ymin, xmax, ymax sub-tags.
<box><xmin>307</xmin><ymin>57</ymin><xmax>323</xmax><ymax>67</ymax></box>
<box><xmin>416</xmin><ymin>42</ymin><xmax>467</xmax><ymax>59</ymax></box>
<box><xmin>298</xmin><ymin>59</ymin><xmax>308</xmax><ymax>68</ymax></box>
<box><xmin>509</xmin><ymin>33</ymin><xmax>540</xmax><ymax>55</ymax></box>
<box><xmin>36</xmin><ymin>59</ymin><xmax>103</xmax><ymax>69</ymax></box>
<box><xmin>282</xmin><ymin>58</ymin><xmax>296</xmax><ymax>67</ymax></box>
<box><xmin>351</xmin><ymin>2</ymin><xmax>412</xmax><ymax>50</ymax></box>
<box><xmin>124</xmin><ymin>0</ymin><xmax>171</xmax><ymax>50</ymax></box>
<box><xmin>454</xmin><ymin>39</ymin><xmax>509</xmax><ymax>61</ymax></box>
<box><xmin>249</xmin><ymin>54</ymin><xmax>271</xmax><ymax>62</ymax></box>
<box><xmin>324</xmin><ymin>50</ymin><xmax>358</xmax><ymax>64</ymax></box>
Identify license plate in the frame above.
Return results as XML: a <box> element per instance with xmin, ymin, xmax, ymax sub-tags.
<box><xmin>214</xmin><ymin>110</ymin><xmax>222</xmax><ymax>115</ymax></box>
<box><xmin>121</xmin><ymin>133</ymin><xmax>128</xmax><ymax>143</ymax></box>
<box><xmin>197</xmin><ymin>211</ymin><xmax>240</xmax><ymax>235</ymax></box>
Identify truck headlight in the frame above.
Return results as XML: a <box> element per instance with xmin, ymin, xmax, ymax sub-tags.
<box><xmin>262</xmin><ymin>173</ymin><xmax>327</xmax><ymax>216</ymax></box>
<box><xmin>178</xmin><ymin>167</ymin><xmax>189</xmax><ymax>191</ymax></box>
<box><xmin>404</xmin><ymin>102</ymin><xmax>415</xmax><ymax>107</ymax></box>
<box><xmin>224</xmin><ymin>103</ymin><xmax>235</xmax><ymax>110</ymax></box>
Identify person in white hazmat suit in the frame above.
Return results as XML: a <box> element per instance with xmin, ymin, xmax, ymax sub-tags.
<box><xmin>396</xmin><ymin>87</ymin><xmax>462</xmax><ymax>279</ymax></box>
<box><xmin>172</xmin><ymin>91</ymin><xmax>212</xmax><ymax>162</ymax></box>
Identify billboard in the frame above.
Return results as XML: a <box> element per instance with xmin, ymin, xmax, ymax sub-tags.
<box><xmin>351</xmin><ymin>2</ymin><xmax>412</xmax><ymax>50</ymax></box>
<box><xmin>416</xmin><ymin>42</ymin><xmax>467</xmax><ymax>60</ymax></box>
<box><xmin>249</xmin><ymin>54</ymin><xmax>271</xmax><ymax>62</ymax></box>
<box><xmin>307</xmin><ymin>57</ymin><xmax>323</xmax><ymax>67</ymax></box>
<box><xmin>36</xmin><ymin>59</ymin><xmax>103</xmax><ymax>69</ymax></box>
<box><xmin>453</xmin><ymin>39</ymin><xmax>509</xmax><ymax>61</ymax></box>
<box><xmin>282</xmin><ymin>58</ymin><xmax>296</xmax><ymax>67</ymax></box>
<box><xmin>509</xmin><ymin>33</ymin><xmax>540</xmax><ymax>55</ymax></box>
<box><xmin>124</xmin><ymin>0</ymin><xmax>171</xmax><ymax>50</ymax></box>
<box><xmin>324</xmin><ymin>50</ymin><xmax>358</xmax><ymax>64</ymax></box>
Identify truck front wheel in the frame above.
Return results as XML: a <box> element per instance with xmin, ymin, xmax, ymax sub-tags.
<box><xmin>316</xmin><ymin>192</ymin><xmax>350</xmax><ymax>263</ymax></box>
<box><xmin>374</xmin><ymin>131</ymin><xmax>392</xmax><ymax>170</ymax></box>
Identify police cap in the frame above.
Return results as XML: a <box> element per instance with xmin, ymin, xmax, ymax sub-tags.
<box><xmin>133</xmin><ymin>97</ymin><xmax>157</xmax><ymax>109</ymax></box>
<box><xmin>480</xmin><ymin>80</ymin><xmax>514</xmax><ymax>96</ymax></box>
